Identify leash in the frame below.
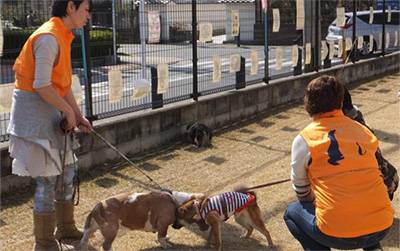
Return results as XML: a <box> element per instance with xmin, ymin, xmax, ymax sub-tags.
<box><xmin>244</xmin><ymin>178</ymin><xmax>291</xmax><ymax>191</ymax></box>
<box><xmin>91</xmin><ymin>128</ymin><xmax>164</xmax><ymax>191</ymax></box>
<box><xmin>56</xmin><ymin>119</ymin><xmax>79</xmax><ymax>251</ymax></box>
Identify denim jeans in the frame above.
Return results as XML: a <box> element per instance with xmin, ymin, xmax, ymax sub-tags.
<box><xmin>283</xmin><ymin>201</ymin><xmax>391</xmax><ymax>251</ymax></box>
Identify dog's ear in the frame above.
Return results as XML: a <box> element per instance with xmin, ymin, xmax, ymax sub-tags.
<box><xmin>176</xmin><ymin>207</ymin><xmax>186</xmax><ymax>218</ymax></box>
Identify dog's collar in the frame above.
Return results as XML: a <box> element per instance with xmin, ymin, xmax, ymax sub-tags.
<box><xmin>194</xmin><ymin>201</ymin><xmax>203</xmax><ymax>220</ymax></box>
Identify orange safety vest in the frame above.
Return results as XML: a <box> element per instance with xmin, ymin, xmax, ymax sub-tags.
<box><xmin>300</xmin><ymin>110</ymin><xmax>394</xmax><ymax>238</ymax></box>
<box><xmin>13</xmin><ymin>17</ymin><xmax>75</xmax><ymax>97</ymax></box>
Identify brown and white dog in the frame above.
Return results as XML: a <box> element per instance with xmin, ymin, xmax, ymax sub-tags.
<box><xmin>80</xmin><ymin>190</ymin><xmax>204</xmax><ymax>251</ymax></box>
<box><xmin>174</xmin><ymin>187</ymin><xmax>273</xmax><ymax>250</ymax></box>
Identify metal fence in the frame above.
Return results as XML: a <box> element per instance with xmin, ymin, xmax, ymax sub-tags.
<box><xmin>1</xmin><ymin>0</ymin><xmax>399</xmax><ymax>142</ymax></box>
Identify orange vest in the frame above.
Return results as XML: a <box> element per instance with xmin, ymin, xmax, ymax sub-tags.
<box><xmin>300</xmin><ymin>110</ymin><xmax>394</xmax><ymax>238</ymax></box>
<box><xmin>13</xmin><ymin>17</ymin><xmax>75</xmax><ymax>97</ymax></box>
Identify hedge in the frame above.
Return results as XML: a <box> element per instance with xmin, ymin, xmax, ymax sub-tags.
<box><xmin>1</xmin><ymin>29</ymin><xmax>119</xmax><ymax>60</ymax></box>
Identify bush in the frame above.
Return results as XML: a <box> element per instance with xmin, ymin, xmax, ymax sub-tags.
<box><xmin>1</xmin><ymin>29</ymin><xmax>119</xmax><ymax>60</ymax></box>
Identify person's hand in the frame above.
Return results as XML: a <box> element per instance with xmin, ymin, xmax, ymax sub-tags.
<box><xmin>65</xmin><ymin>109</ymin><xmax>77</xmax><ymax>130</ymax></box>
<box><xmin>77</xmin><ymin>116</ymin><xmax>92</xmax><ymax>133</ymax></box>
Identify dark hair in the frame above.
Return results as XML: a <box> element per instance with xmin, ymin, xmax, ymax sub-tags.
<box><xmin>304</xmin><ymin>75</ymin><xmax>344</xmax><ymax>117</ymax></box>
<box><xmin>52</xmin><ymin>0</ymin><xmax>92</xmax><ymax>18</ymax></box>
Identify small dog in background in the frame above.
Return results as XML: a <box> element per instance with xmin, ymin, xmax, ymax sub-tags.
<box><xmin>184</xmin><ymin>123</ymin><xmax>212</xmax><ymax>147</ymax></box>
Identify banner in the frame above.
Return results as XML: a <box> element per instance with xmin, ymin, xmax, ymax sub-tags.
<box><xmin>108</xmin><ymin>70</ymin><xmax>123</xmax><ymax>103</ymax></box>
<box><xmin>157</xmin><ymin>64</ymin><xmax>169</xmax><ymax>94</ymax></box>
<box><xmin>250</xmin><ymin>51</ymin><xmax>259</xmax><ymax>75</ymax></box>
<box><xmin>199</xmin><ymin>22</ymin><xmax>213</xmax><ymax>42</ymax></box>
<box><xmin>230</xmin><ymin>54</ymin><xmax>241</xmax><ymax>73</ymax></box>
<box><xmin>272</xmin><ymin>9</ymin><xmax>280</xmax><ymax>32</ymax></box>
<box><xmin>276</xmin><ymin>47</ymin><xmax>282</xmax><ymax>70</ymax></box>
<box><xmin>231</xmin><ymin>10</ymin><xmax>240</xmax><ymax>36</ymax></box>
<box><xmin>71</xmin><ymin>75</ymin><xmax>83</xmax><ymax>105</ymax></box>
<box><xmin>148</xmin><ymin>11</ymin><xmax>160</xmax><ymax>43</ymax></box>
<box><xmin>296</xmin><ymin>0</ymin><xmax>305</xmax><ymax>30</ymax></box>
<box><xmin>0</xmin><ymin>84</ymin><xmax>14</xmax><ymax>114</ymax></box>
<box><xmin>213</xmin><ymin>56</ymin><xmax>221</xmax><ymax>82</ymax></box>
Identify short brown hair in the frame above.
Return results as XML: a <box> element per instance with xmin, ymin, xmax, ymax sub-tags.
<box><xmin>304</xmin><ymin>75</ymin><xmax>344</xmax><ymax>117</ymax></box>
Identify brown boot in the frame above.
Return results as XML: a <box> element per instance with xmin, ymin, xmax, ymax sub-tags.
<box><xmin>55</xmin><ymin>201</ymin><xmax>83</xmax><ymax>240</ymax></box>
<box><xmin>33</xmin><ymin>211</ymin><xmax>74</xmax><ymax>251</ymax></box>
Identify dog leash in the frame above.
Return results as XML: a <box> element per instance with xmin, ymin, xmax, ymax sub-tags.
<box><xmin>56</xmin><ymin>119</ymin><xmax>77</xmax><ymax>251</ymax></box>
<box><xmin>91</xmin><ymin>128</ymin><xmax>165</xmax><ymax>191</ymax></box>
<box><xmin>244</xmin><ymin>178</ymin><xmax>291</xmax><ymax>191</ymax></box>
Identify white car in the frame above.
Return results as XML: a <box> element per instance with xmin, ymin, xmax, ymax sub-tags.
<box><xmin>326</xmin><ymin>10</ymin><xmax>400</xmax><ymax>55</ymax></box>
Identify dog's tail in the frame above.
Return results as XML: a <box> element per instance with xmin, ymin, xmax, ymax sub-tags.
<box><xmin>234</xmin><ymin>184</ymin><xmax>257</xmax><ymax>199</ymax></box>
<box><xmin>84</xmin><ymin>202</ymin><xmax>107</xmax><ymax>230</ymax></box>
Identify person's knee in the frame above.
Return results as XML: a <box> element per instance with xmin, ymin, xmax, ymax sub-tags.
<box><xmin>284</xmin><ymin>202</ymin><xmax>299</xmax><ymax>221</ymax></box>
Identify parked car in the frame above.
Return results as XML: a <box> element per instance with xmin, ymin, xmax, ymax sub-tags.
<box><xmin>326</xmin><ymin>10</ymin><xmax>400</xmax><ymax>55</ymax></box>
<box><xmin>1</xmin><ymin>19</ymin><xmax>23</xmax><ymax>30</ymax></box>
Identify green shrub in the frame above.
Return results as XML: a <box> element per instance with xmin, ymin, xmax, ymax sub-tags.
<box><xmin>1</xmin><ymin>29</ymin><xmax>119</xmax><ymax>60</ymax></box>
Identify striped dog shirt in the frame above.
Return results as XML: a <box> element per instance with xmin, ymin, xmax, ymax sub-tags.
<box><xmin>199</xmin><ymin>192</ymin><xmax>255</xmax><ymax>221</ymax></box>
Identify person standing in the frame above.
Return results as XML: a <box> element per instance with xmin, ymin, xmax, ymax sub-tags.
<box><xmin>8</xmin><ymin>1</ymin><xmax>92</xmax><ymax>250</ymax></box>
<box><xmin>283</xmin><ymin>76</ymin><xmax>394</xmax><ymax>251</ymax></box>
<box><xmin>27</xmin><ymin>10</ymin><xmax>35</xmax><ymax>27</ymax></box>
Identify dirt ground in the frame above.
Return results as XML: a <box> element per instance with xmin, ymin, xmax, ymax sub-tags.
<box><xmin>1</xmin><ymin>72</ymin><xmax>399</xmax><ymax>251</ymax></box>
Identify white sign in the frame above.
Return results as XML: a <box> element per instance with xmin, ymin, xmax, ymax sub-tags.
<box><xmin>199</xmin><ymin>22</ymin><xmax>213</xmax><ymax>42</ymax></box>
<box><xmin>250</xmin><ymin>51</ymin><xmax>259</xmax><ymax>75</ymax></box>
<box><xmin>369</xmin><ymin>7</ymin><xmax>374</xmax><ymax>24</ymax></box>
<box><xmin>292</xmin><ymin>45</ymin><xmax>298</xmax><ymax>67</ymax></box>
<box><xmin>357</xmin><ymin>36</ymin><xmax>363</xmax><ymax>49</ymax></box>
<box><xmin>369</xmin><ymin>35</ymin><xmax>374</xmax><ymax>52</ymax></box>
<box><xmin>157</xmin><ymin>64</ymin><xmax>169</xmax><ymax>94</ymax></box>
<box><xmin>329</xmin><ymin>41</ymin><xmax>335</xmax><ymax>59</ymax></box>
<box><xmin>305</xmin><ymin>43</ymin><xmax>311</xmax><ymax>65</ymax></box>
<box><xmin>0</xmin><ymin>84</ymin><xmax>14</xmax><ymax>114</ymax></box>
<box><xmin>108</xmin><ymin>70</ymin><xmax>123</xmax><ymax>103</ymax></box>
<box><xmin>321</xmin><ymin>41</ymin><xmax>328</xmax><ymax>61</ymax></box>
<box><xmin>345</xmin><ymin>38</ymin><xmax>352</xmax><ymax>51</ymax></box>
<box><xmin>71</xmin><ymin>75</ymin><xmax>83</xmax><ymax>105</ymax></box>
<box><xmin>385</xmin><ymin>32</ymin><xmax>390</xmax><ymax>48</ymax></box>
<box><xmin>231</xmin><ymin>10</ymin><xmax>240</xmax><ymax>36</ymax></box>
<box><xmin>276</xmin><ymin>47</ymin><xmax>282</xmax><ymax>70</ymax></box>
<box><xmin>272</xmin><ymin>9</ymin><xmax>280</xmax><ymax>32</ymax></box>
<box><xmin>230</xmin><ymin>54</ymin><xmax>241</xmax><ymax>73</ymax></box>
<box><xmin>296</xmin><ymin>0</ymin><xmax>305</xmax><ymax>30</ymax></box>
<box><xmin>337</xmin><ymin>7</ymin><xmax>345</xmax><ymax>27</ymax></box>
<box><xmin>148</xmin><ymin>11</ymin><xmax>160</xmax><ymax>43</ymax></box>
<box><xmin>213</xmin><ymin>56</ymin><xmax>221</xmax><ymax>83</ymax></box>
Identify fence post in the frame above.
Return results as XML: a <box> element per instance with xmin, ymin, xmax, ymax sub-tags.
<box><xmin>382</xmin><ymin>0</ymin><xmax>386</xmax><ymax>56</ymax></box>
<box><xmin>323</xmin><ymin>41</ymin><xmax>331</xmax><ymax>69</ymax></box>
<box><xmin>191</xmin><ymin>0</ymin><xmax>199</xmax><ymax>101</ymax></box>
<box><xmin>294</xmin><ymin>33</ymin><xmax>303</xmax><ymax>76</ymax></box>
<box><xmin>352</xmin><ymin>0</ymin><xmax>357</xmax><ymax>63</ymax></box>
<box><xmin>151</xmin><ymin>67</ymin><xmax>163</xmax><ymax>109</ymax></box>
<box><xmin>82</xmin><ymin>25</ymin><xmax>94</xmax><ymax>122</ymax></box>
<box><xmin>235</xmin><ymin>56</ymin><xmax>246</xmax><ymax>89</ymax></box>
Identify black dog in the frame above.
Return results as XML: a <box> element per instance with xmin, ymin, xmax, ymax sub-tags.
<box><xmin>184</xmin><ymin>123</ymin><xmax>212</xmax><ymax>147</ymax></box>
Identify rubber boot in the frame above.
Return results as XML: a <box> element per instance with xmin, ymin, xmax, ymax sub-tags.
<box><xmin>33</xmin><ymin>212</ymin><xmax>74</xmax><ymax>251</ymax></box>
<box><xmin>55</xmin><ymin>201</ymin><xmax>83</xmax><ymax>240</ymax></box>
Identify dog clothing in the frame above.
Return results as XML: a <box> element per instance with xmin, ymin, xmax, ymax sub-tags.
<box><xmin>199</xmin><ymin>192</ymin><xmax>254</xmax><ymax>221</ymax></box>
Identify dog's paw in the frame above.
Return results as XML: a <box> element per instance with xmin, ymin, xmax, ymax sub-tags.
<box><xmin>160</xmin><ymin>242</ymin><xmax>172</xmax><ymax>249</ymax></box>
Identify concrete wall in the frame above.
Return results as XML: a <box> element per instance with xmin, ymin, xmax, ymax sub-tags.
<box><xmin>1</xmin><ymin>52</ymin><xmax>399</xmax><ymax>192</ymax></box>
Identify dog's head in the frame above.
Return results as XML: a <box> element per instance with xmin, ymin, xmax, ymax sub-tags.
<box><xmin>172</xmin><ymin>196</ymin><xmax>210</xmax><ymax>231</ymax></box>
